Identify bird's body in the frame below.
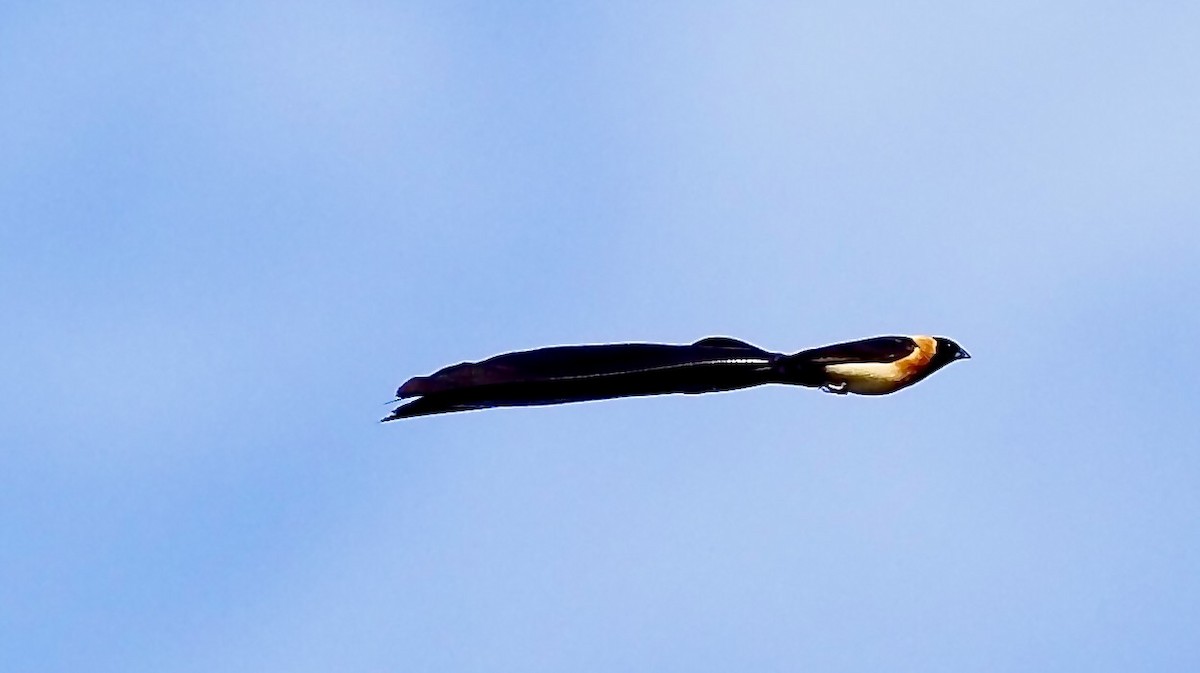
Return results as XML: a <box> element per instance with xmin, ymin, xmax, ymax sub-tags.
<box><xmin>383</xmin><ymin>334</ymin><xmax>969</xmax><ymax>420</ymax></box>
<box><xmin>820</xmin><ymin>334</ymin><xmax>937</xmax><ymax>395</ymax></box>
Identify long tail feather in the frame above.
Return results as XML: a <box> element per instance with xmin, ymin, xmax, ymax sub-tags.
<box><xmin>383</xmin><ymin>338</ymin><xmax>780</xmax><ymax>420</ymax></box>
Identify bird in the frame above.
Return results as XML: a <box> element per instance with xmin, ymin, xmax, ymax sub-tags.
<box><xmin>382</xmin><ymin>334</ymin><xmax>970</xmax><ymax>421</ymax></box>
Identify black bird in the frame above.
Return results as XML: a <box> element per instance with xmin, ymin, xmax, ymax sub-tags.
<box><xmin>383</xmin><ymin>335</ymin><xmax>970</xmax><ymax>421</ymax></box>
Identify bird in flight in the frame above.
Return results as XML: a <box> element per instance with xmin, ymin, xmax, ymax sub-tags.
<box><xmin>383</xmin><ymin>334</ymin><xmax>970</xmax><ymax>421</ymax></box>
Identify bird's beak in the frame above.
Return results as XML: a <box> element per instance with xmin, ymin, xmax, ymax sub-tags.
<box><xmin>957</xmin><ymin>349</ymin><xmax>971</xmax><ymax>360</ymax></box>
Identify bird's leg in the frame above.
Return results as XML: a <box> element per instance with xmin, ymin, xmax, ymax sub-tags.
<box><xmin>821</xmin><ymin>381</ymin><xmax>849</xmax><ymax>395</ymax></box>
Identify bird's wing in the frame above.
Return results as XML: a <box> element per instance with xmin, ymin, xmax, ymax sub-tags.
<box><xmin>789</xmin><ymin>336</ymin><xmax>917</xmax><ymax>364</ymax></box>
<box><xmin>385</xmin><ymin>337</ymin><xmax>778</xmax><ymax>420</ymax></box>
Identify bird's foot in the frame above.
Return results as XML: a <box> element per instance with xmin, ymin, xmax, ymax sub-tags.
<box><xmin>821</xmin><ymin>381</ymin><xmax>849</xmax><ymax>395</ymax></box>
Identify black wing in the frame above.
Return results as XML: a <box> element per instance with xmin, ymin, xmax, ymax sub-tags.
<box><xmin>789</xmin><ymin>336</ymin><xmax>917</xmax><ymax>365</ymax></box>
<box><xmin>769</xmin><ymin>336</ymin><xmax>919</xmax><ymax>386</ymax></box>
<box><xmin>385</xmin><ymin>337</ymin><xmax>780</xmax><ymax>420</ymax></box>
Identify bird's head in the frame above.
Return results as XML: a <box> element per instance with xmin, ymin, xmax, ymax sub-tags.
<box><xmin>931</xmin><ymin>337</ymin><xmax>971</xmax><ymax>370</ymax></box>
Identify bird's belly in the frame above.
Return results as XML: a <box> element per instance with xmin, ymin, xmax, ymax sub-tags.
<box><xmin>823</xmin><ymin>362</ymin><xmax>909</xmax><ymax>395</ymax></box>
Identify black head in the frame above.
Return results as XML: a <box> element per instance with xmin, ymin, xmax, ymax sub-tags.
<box><xmin>931</xmin><ymin>337</ymin><xmax>971</xmax><ymax>371</ymax></box>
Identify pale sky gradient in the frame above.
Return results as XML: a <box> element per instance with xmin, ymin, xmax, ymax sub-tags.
<box><xmin>3</xmin><ymin>2</ymin><xmax>1199</xmax><ymax>671</ymax></box>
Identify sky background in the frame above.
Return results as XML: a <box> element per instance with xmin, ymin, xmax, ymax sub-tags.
<box><xmin>3</xmin><ymin>1</ymin><xmax>1200</xmax><ymax>671</ymax></box>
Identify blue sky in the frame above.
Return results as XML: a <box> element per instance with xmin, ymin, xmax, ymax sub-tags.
<box><xmin>3</xmin><ymin>2</ymin><xmax>1199</xmax><ymax>671</ymax></box>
